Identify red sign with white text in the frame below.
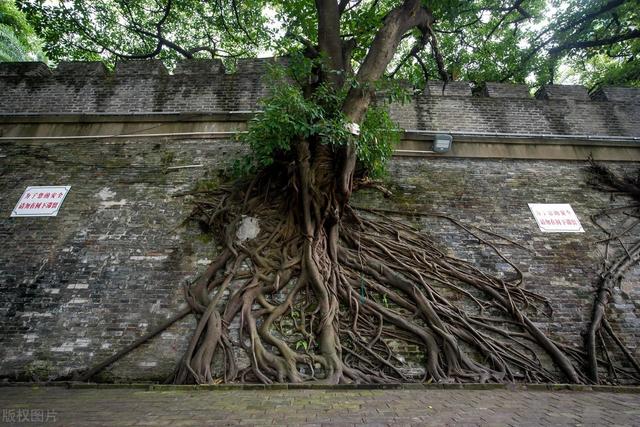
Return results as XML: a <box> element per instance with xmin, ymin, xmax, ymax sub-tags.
<box><xmin>11</xmin><ymin>186</ymin><xmax>71</xmax><ymax>217</ymax></box>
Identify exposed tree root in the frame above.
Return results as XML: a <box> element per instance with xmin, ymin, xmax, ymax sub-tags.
<box><xmin>78</xmin><ymin>157</ymin><xmax>640</xmax><ymax>385</ymax></box>
<box><xmin>585</xmin><ymin>161</ymin><xmax>640</xmax><ymax>383</ymax></box>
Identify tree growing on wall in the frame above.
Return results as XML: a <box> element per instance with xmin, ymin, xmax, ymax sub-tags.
<box><xmin>17</xmin><ymin>0</ymin><xmax>640</xmax><ymax>385</ymax></box>
<box><xmin>585</xmin><ymin>160</ymin><xmax>640</xmax><ymax>383</ymax></box>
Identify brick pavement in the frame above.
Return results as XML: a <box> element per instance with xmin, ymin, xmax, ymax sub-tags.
<box><xmin>0</xmin><ymin>386</ymin><xmax>639</xmax><ymax>426</ymax></box>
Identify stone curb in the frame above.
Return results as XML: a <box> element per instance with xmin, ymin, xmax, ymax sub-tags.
<box><xmin>1</xmin><ymin>382</ymin><xmax>639</xmax><ymax>393</ymax></box>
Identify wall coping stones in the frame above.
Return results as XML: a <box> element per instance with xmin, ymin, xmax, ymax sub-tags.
<box><xmin>0</xmin><ymin>60</ymin><xmax>636</xmax><ymax>106</ymax></box>
<box><xmin>173</xmin><ymin>59</ymin><xmax>225</xmax><ymax>75</ymax></box>
<box><xmin>426</xmin><ymin>80</ymin><xmax>472</xmax><ymax>96</ymax></box>
<box><xmin>235</xmin><ymin>57</ymin><xmax>289</xmax><ymax>74</ymax></box>
<box><xmin>590</xmin><ymin>86</ymin><xmax>640</xmax><ymax>103</ymax></box>
<box><xmin>114</xmin><ymin>59</ymin><xmax>168</xmax><ymax>76</ymax></box>
<box><xmin>536</xmin><ymin>84</ymin><xmax>590</xmax><ymax>101</ymax></box>
<box><xmin>0</xmin><ymin>62</ymin><xmax>51</xmax><ymax>77</ymax></box>
<box><xmin>483</xmin><ymin>82</ymin><xmax>531</xmax><ymax>98</ymax></box>
<box><xmin>54</xmin><ymin>61</ymin><xmax>108</xmax><ymax>77</ymax></box>
<box><xmin>1</xmin><ymin>60</ymin><xmax>639</xmax><ymax>140</ymax></box>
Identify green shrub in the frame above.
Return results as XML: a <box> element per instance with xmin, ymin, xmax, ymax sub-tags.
<box><xmin>236</xmin><ymin>59</ymin><xmax>402</xmax><ymax>179</ymax></box>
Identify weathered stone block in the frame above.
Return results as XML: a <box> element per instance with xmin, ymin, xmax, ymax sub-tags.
<box><xmin>483</xmin><ymin>82</ymin><xmax>531</xmax><ymax>98</ymax></box>
<box><xmin>173</xmin><ymin>59</ymin><xmax>225</xmax><ymax>75</ymax></box>
<box><xmin>535</xmin><ymin>84</ymin><xmax>590</xmax><ymax>100</ymax></box>
<box><xmin>0</xmin><ymin>62</ymin><xmax>51</xmax><ymax>77</ymax></box>
<box><xmin>590</xmin><ymin>86</ymin><xmax>640</xmax><ymax>103</ymax></box>
<box><xmin>426</xmin><ymin>80</ymin><xmax>471</xmax><ymax>96</ymax></box>
<box><xmin>235</xmin><ymin>57</ymin><xmax>289</xmax><ymax>74</ymax></box>
<box><xmin>115</xmin><ymin>59</ymin><xmax>168</xmax><ymax>76</ymax></box>
<box><xmin>55</xmin><ymin>61</ymin><xmax>108</xmax><ymax>77</ymax></box>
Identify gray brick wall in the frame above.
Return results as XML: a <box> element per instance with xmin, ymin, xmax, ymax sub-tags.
<box><xmin>1</xmin><ymin>60</ymin><xmax>639</xmax><ymax>139</ymax></box>
<box><xmin>0</xmin><ymin>137</ymin><xmax>246</xmax><ymax>381</ymax></box>
<box><xmin>0</xmin><ymin>60</ymin><xmax>272</xmax><ymax>114</ymax></box>
<box><xmin>0</xmin><ymin>136</ymin><xmax>638</xmax><ymax>381</ymax></box>
<box><xmin>391</xmin><ymin>95</ymin><xmax>640</xmax><ymax>136</ymax></box>
<box><xmin>0</xmin><ymin>59</ymin><xmax>638</xmax><ymax>382</ymax></box>
<box><xmin>536</xmin><ymin>84</ymin><xmax>591</xmax><ymax>101</ymax></box>
<box><xmin>482</xmin><ymin>82</ymin><xmax>531</xmax><ymax>98</ymax></box>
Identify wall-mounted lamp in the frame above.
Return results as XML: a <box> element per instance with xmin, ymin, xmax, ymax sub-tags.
<box><xmin>432</xmin><ymin>134</ymin><xmax>453</xmax><ymax>153</ymax></box>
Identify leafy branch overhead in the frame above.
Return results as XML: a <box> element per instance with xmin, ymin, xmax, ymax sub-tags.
<box><xmin>0</xmin><ymin>0</ymin><xmax>46</xmax><ymax>61</ymax></box>
<box><xmin>14</xmin><ymin>0</ymin><xmax>640</xmax><ymax>87</ymax></box>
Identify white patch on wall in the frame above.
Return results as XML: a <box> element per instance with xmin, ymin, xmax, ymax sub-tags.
<box><xmin>130</xmin><ymin>255</ymin><xmax>168</xmax><ymax>261</ymax></box>
<box><xmin>99</xmin><ymin>199</ymin><xmax>127</xmax><ymax>208</ymax></box>
<box><xmin>51</xmin><ymin>342</ymin><xmax>75</xmax><ymax>352</ymax></box>
<box><xmin>97</xmin><ymin>187</ymin><xmax>116</xmax><ymax>200</ymax></box>
<box><xmin>150</xmin><ymin>300</ymin><xmax>161</xmax><ymax>314</ymax></box>
<box><xmin>20</xmin><ymin>312</ymin><xmax>53</xmax><ymax>318</ymax></box>
<box><xmin>236</xmin><ymin>216</ymin><xmax>260</xmax><ymax>242</ymax></box>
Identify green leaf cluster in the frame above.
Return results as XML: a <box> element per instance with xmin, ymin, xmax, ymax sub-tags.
<box><xmin>14</xmin><ymin>1</ymin><xmax>640</xmax><ymax>89</ymax></box>
<box><xmin>357</xmin><ymin>104</ymin><xmax>400</xmax><ymax>179</ymax></box>
<box><xmin>236</xmin><ymin>66</ymin><xmax>349</xmax><ymax>174</ymax></box>
<box><xmin>16</xmin><ymin>0</ymin><xmax>268</xmax><ymax>67</ymax></box>
<box><xmin>0</xmin><ymin>0</ymin><xmax>45</xmax><ymax>62</ymax></box>
<box><xmin>236</xmin><ymin>61</ymin><xmax>400</xmax><ymax>178</ymax></box>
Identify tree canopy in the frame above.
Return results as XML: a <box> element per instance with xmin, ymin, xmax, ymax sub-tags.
<box><xmin>13</xmin><ymin>0</ymin><xmax>640</xmax><ymax>89</ymax></box>
<box><xmin>0</xmin><ymin>0</ymin><xmax>45</xmax><ymax>61</ymax></box>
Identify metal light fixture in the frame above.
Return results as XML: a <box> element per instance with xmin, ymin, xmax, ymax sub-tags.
<box><xmin>432</xmin><ymin>133</ymin><xmax>453</xmax><ymax>153</ymax></box>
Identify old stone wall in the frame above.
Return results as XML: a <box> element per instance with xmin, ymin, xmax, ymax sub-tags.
<box><xmin>0</xmin><ymin>59</ymin><xmax>276</xmax><ymax>115</ymax></box>
<box><xmin>393</xmin><ymin>93</ymin><xmax>639</xmax><ymax>136</ymax></box>
<box><xmin>1</xmin><ymin>59</ymin><xmax>639</xmax><ymax>140</ymax></box>
<box><xmin>0</xmin><ymin>135</ymin><xmax>638</xmax><ymax>381</ymax></box>
<box><xmin>0</xmin><ymin>137</ymin><xmax>241</xmax><ymax>381</ymax></box>
<box><xmin>0</xmin><ymin>59</ymin><xmax>639</xmax><ymax>382</ymax></box>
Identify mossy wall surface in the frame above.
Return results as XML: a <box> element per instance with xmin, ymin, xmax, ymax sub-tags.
<box><xmin>0</xmin><ymin>136</ymin><xmax>638</xmax><ymax>381</ymax></box>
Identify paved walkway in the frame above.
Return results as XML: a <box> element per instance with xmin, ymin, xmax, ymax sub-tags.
<box><xmin>0</xmin><ymin>386</ymin><xmax>639</xmax><ymax>426</ymax></box>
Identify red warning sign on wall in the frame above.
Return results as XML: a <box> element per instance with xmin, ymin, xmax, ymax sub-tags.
<box><xmin>11</xmin><ymin>186</ymin><xmax>71</xmax><ymax>217</ymax></box>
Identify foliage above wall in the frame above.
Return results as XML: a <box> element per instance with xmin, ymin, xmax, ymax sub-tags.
<box><xmin>0</xmin><ymin>0</ymin><xmax>45</xmax><ymax>62</ymax></box>
<box><xmin>15</xmin><ymin>0</ymin><xmax>640</xmax><ymax>88</ymax></box>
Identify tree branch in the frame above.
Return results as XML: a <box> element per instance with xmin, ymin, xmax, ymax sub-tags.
<box><xmin>342</xmin><ymin>0</ymin><xmax>433</xmax><ymax>122</ymax></box>
<box><xmin>500</xmin><ymin>0</ymin><xmax>628</xmax><ymax>82</ymax></box>
<box><xmin>338</xmin><ymin>0</ymin><xmax>434</xmax><ymax>203</ymax></box>
<box><xmin>130</xmin><ymin>26</ymin><xmax>194</xmax><ymax>58</ymax></box>
<box><xmin>550</xmin><ymin>29</ymin><xmax>640</xmax><ymax>54</ymax></box>
<box><xmin>157</xmin><ymin>0</ymin><xmax>173</xmax><ymax>29</ymax></box>
<box><xmin>389</xmin><ymin>30</ymin><xmax>429</xmax><ymax>78</ymax></box>
<box><xmin>187</xmin><ymin>46</ymin><xmax>217</xmax><ymax>58</ymax></box>
<box><xmin>315</xmin><ymin>0</ymin><xmax>345</xmax><ymax>86</ymax></box>
<box><xmin>338</xmin><ymin>0</ymin><xmax>351</xmax><ymax>14</ymax></box>
<box><xmin>231</xmin><ymin>0</ymin><xmax>258</xmax><ymax>46</ymax></box>
<box><xmin>486</xmin><ymin>0</ymin><xmax>530</xmax><ymax>41</ymax></box>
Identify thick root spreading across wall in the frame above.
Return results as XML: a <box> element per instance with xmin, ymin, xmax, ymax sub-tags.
<box><xmin>79</xmin><ymin>159</ymin><xmax>640</xmax><ymax>385</ymax></box>
<box><xmin>163</xmin><ymin>166</ymin><xmax>633</xmax><ymax>385</ymax></box>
